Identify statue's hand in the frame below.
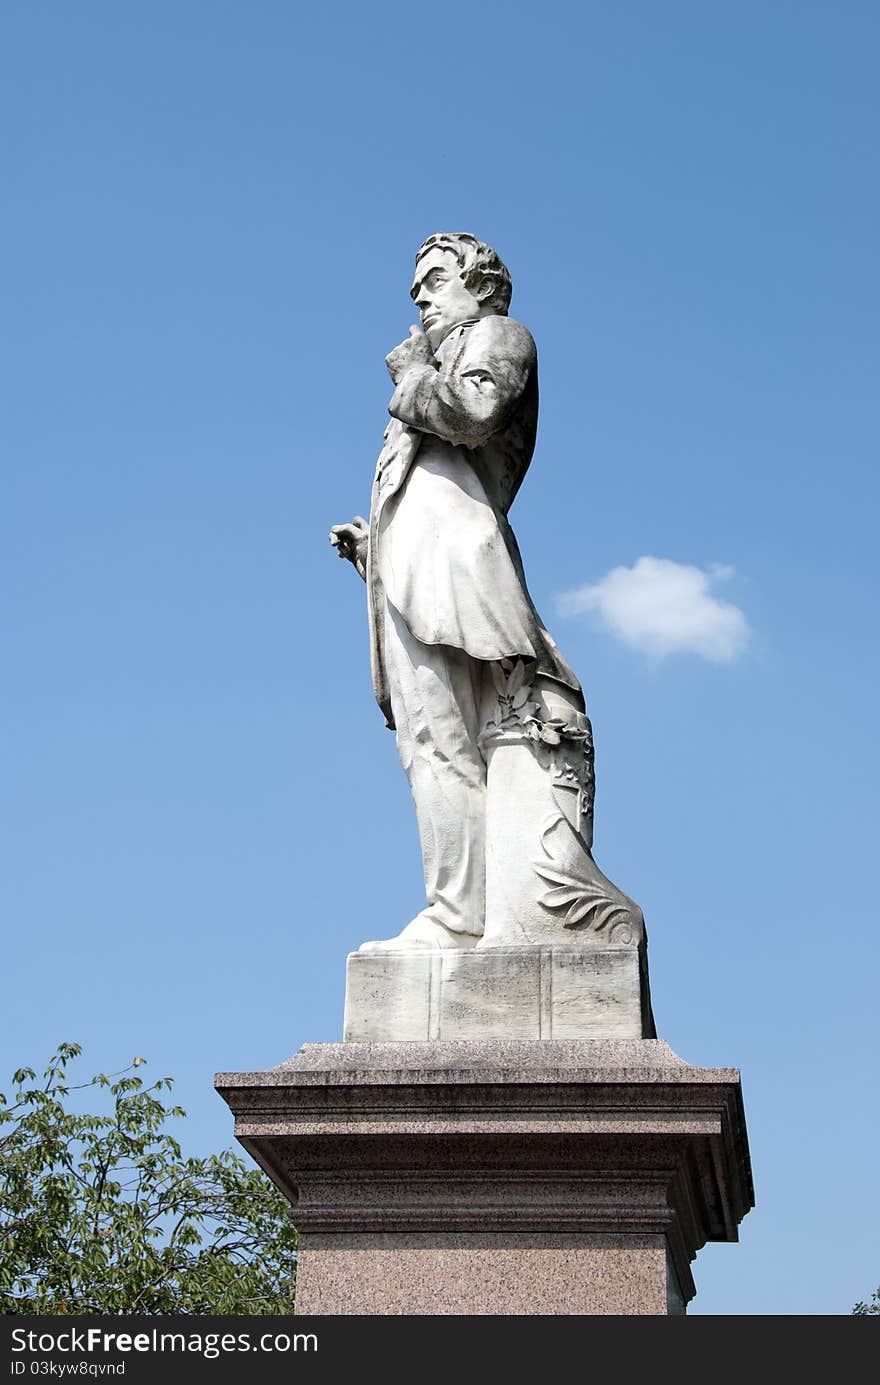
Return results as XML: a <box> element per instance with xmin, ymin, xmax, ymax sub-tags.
<box><xmin>329</xmin><ymin>515</ymin><xmax>369</xmax><ymax>581</ymax></box>
<box><xmin>386</xmin><ymin>325</ymin><xmax>435</xmax><ymax>384</ymax></box>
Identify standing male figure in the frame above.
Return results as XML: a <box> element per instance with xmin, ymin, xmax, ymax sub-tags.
<box><xmin>331</xmin><ymin>232</ymin><xmax>636</xmax><ymax>954</ymax></box>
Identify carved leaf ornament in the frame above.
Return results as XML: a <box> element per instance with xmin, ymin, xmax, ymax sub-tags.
<box><xmin>534</xmin><ymin>859</ymin><xmax>632</xmax><ymax>934</ymax></box>
<box><xmin>485</xmin><ymin>659</ymin><xmax>575</xmax><ymax>747</ymax></box>
<box><xmin>533</xmin><ymin>820</ymin><xmax>634</xmax><ymax>939</ymax></box>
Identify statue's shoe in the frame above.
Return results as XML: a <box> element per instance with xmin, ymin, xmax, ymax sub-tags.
<box><xmin>358</xmin><ymin>912</ymin><xmax>481</xmax><ymax>953</ymax></box>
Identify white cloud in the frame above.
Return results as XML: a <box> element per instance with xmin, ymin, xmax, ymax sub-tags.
<box><xmin>557</xmin><ymin>556</ymin><xmax>749</xmax><ymax>663</ymax></box>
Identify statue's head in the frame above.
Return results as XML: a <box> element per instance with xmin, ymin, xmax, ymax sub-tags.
<box><xmin>410</xmin><ymin>232</ymin><xmax>512</xmax><ymax>350</ymax></box>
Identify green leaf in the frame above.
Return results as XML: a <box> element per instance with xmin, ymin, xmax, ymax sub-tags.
<box><xmin>0</xmin><ymin>1044</ymin><xmax>298</xmax><ymax>1315</ymax></box>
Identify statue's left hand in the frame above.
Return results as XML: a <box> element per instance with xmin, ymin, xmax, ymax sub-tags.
<box><xmin>329</xmin><ymin>515</ymin><xmax>369</xmax><ymax>582</ymax></box>
<box><xmin>386</xmin><ymin>325</ymin><xmax>434</xmax><ymax>383</ymax></box>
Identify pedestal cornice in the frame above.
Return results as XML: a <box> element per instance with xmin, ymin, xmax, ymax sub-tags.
<box><xmin>216</xmin><ymin>1039</ymin><xmax>753</xmax><ymax>1313</ymax></box>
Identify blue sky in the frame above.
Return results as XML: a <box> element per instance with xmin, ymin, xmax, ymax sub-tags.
<box><xmin>2</xmin><ymin>2</ymin><xmax>878</xmax><ymax>1316</ymax></box>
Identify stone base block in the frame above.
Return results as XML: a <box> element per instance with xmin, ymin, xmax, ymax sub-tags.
<box><xmin>343</xmin><ymin>945</ymin><xmax>655</xmax><ymax>1042</ymax></box>
<box><xmin>215</xmin><ymin>1038</ymin><xmax>753</xmax><ymax>1316</ymax></box>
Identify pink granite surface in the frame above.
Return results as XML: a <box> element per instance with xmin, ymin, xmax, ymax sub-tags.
<box><xmin>296</xmin><ymin>1233</ymin><xmax>670</xmax><ymax>1316</ymax></box>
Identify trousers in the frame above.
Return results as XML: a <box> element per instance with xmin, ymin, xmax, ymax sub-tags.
<box><xmin>383</xmin><ymin>599</ymin><xmax>497</xmax><ymax>938</ymax></box>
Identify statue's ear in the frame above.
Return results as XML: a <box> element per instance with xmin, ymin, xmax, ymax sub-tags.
<box><xmin>474</xmin><ymin>274</ymin><xmax>495</xmax><ymax>303</ymax></box>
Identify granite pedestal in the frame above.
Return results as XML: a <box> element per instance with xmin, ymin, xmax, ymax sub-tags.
<box><xmin>215</xmin><ymin>1038</ymin><xmax>753</xmax><ymax>1315</ymax></box>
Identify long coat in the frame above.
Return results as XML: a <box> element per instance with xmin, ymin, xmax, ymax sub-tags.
<box><xmin>366</xmin><ymin>314</ymin><xmax>583</xmax><ymax>729</ymax></box>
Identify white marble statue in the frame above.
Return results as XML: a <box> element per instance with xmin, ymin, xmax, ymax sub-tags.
<box><xmin>331</xmin><ymin>232</ymin><xmax>643</xmax><ymax>954</ymax></box>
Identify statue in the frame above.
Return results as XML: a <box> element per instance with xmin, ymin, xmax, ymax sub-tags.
<box><xmin>331</xmin><ymin>232</ymin><xmax>644</xmax><ymax>957</ymax></box>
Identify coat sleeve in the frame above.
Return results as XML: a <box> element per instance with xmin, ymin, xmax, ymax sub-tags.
<box><xmin>387</xmin><ymin>317</ymin><xmax>535</xmax><ymax>450</ymax></box>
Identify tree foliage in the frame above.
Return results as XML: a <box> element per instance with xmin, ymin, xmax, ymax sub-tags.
<box><xmin>853</xmin><ymin>1287</ymin><xmax>880</xmax><ymax>1315</ymax></box>
<box><xmin>0</xmin><ymin>1043</ymin><xmax>297</xmax><ymax>1314</ymax></box>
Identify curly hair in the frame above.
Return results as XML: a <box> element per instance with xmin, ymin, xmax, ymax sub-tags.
<box><xmin>414</xmin><ymin>232</ymin><xmax>512</xmax><ymax>315</ymax></box>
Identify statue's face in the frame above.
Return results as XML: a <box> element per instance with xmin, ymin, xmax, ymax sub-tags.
<box><xmin>410</xmin><ymin>247</ymin><xmax>483</xmax><ymax>350</ymax></box>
